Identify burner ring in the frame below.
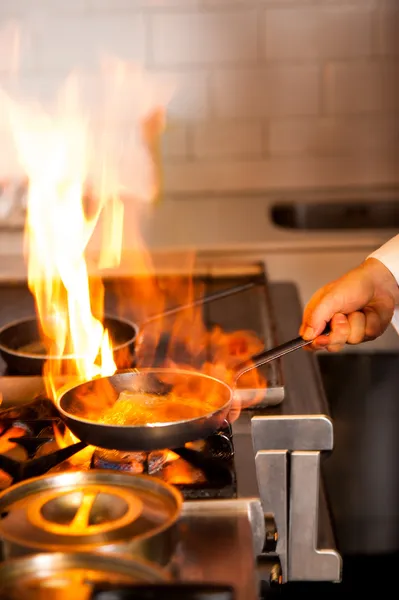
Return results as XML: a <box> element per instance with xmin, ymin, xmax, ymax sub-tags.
<box><xmin>0</xmin><ymin>470</ymin><xmax>182</xmax><ymax>565</ymax></box>
<box><xmin>27</xmin><ymin>485</ymin><xmax>143</xmax><ymax>537</ymax></box>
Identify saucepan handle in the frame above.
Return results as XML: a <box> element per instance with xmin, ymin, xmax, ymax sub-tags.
<box><xmin>141</xmin><ymin>281</ymin><xmax>258</xmax><ymax>327</ymax></box>
<box><xmin>233</xmin><ymin>323</ymin><xmax>331</xmax><ymax>382</ymax></box>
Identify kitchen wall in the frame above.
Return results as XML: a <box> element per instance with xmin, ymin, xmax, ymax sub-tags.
<box><xmin>0</xmin><ymin>0</ymin><xmax>398</xmax><ymax>215</ymax></box>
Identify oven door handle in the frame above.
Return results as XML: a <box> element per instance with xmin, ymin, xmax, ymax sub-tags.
<box><xmin>91</xmin><ymin>583</ymin><xmax>235</xmax><ymax>599</ymax></box>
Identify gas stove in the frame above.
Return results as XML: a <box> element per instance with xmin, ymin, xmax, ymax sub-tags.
<box><xmin>0</xmin><ymin>261</ymin><xmax>342</xmax><ymax>599</ymax></box>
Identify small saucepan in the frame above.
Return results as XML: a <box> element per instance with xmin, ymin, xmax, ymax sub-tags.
<box><xmin>0</xmin><ymin>282</ymin><xmax>256</xmax><ymax>376</ymax></box>
<box><xmin>56</xmin><ymin>325</ymin><xmax>330</xmax><ymax>452</ymax></box>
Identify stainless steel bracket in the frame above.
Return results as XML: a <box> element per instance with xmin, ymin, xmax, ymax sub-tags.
<box><xmin>288</xmin><ymin>451</ymin><xmax>342</xmax><ymax>582</ymax></box>
<box><xmin>255</xmin><ymin>450</ymin><xmax>288</xmax><ymax>581</ymax></box>
<box><xmin>252</xmin><ymin>415</ymin><xmax>334</xmax><ymax>452</ymax></box>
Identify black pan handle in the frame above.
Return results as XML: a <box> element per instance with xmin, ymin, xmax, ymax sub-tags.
<box><xmin>141</xmin><ymin>282</ymin><xmax>257</xmax><ymax>327</ymax></box>
<box><xmin>91</xmin><ymin>583</ymin><xmax>235</xmax><ymax>599</ymax></box>
<box><xmin>233</xmin><ymin>323</ymin><xmax>331</xmax><ymax>381</ymax></box>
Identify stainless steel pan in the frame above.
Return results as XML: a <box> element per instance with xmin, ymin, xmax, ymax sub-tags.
<box><xmin>56</xmin><ymin>326</ymin><xmax>329</xmax><ymax>452</ymax></box>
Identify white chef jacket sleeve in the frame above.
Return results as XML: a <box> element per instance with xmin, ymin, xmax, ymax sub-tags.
<box><xmin>368</xmin><ymin>234</ymin><xmax>399</xmax><ymax>332</ymax></box>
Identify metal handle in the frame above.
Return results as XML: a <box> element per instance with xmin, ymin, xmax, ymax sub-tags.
<box><xmin>91</xmin><ymin>583</ymin><xmax>235</xmax><ymax>599</ymax></box>
<box><xmin>234</xmin><ymin>323</ymin><xmax>331</xmax><ymax>381</ymax></box>
<box><xmin>141</xmin><ymin>281</ymin><xmax>257</xmax><ymax>327</ymax></box>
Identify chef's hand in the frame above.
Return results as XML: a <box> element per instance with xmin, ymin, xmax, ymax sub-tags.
<box><xmin>300</xmin><ymin>258</ymin><xmax>399</xmax><ymax>352</ymax></box>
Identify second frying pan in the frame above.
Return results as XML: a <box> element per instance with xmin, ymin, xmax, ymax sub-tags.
<box><xmin>0</xmin><ymin>282</ymin><xmax>256</xmax><ymax>375</ymax></box>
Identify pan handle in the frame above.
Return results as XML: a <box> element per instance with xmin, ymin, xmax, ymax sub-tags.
<box><xmin>140</xmin><ymin>281</ymin><xmax>258</xmax><ymax>327</ymax></box>
<box><xmin>233</xmin><ymin>323</ymin><xmax>331</xmax><ymax>381</ymax></box>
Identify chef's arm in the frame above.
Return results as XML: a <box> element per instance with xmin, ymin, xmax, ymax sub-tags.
<box><xmin>299</xmin><ymin>235</ymin><xmax>399</xmax><ymax>352</ymax></box>
<box><xmin>368</xmin><ymin>234</ymin><xmax>399</xmax><ymax>333</ymax></box>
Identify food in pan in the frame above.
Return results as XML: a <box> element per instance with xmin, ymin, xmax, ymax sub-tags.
<box><xmin>99</xmin><ymin>390</ymin><xmax>218</xmax><ymax>426</ymax></box>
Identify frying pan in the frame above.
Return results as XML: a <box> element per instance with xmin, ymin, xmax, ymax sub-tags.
<box><xmin>56</xmin><ymin>325</ymin><xmax>330</xmax><ymax>452</ymax></box>
<box><xmin>0</xmin><ymin>315</ymin><xmax>137</xmax><ymax>376</ymax></box>
<box><xmin>0</xmin><ymin>282</ymin><xmax>255</xmax><ymax>375</ymax></box>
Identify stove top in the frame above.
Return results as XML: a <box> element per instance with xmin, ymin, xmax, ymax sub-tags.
<box><xmin>0</xmin><ymin>263</ymin><xmax>284</xmax><ymax>599</ymax></box>
<box><xmin>0</xmin><ymin>265</ymin><xmax>284</xmax><ymax>498</ymax></box>
<box><xmin>0</xmin><ymin>398</ymin><xmax>236</xmax><ymax>499</ymax></box>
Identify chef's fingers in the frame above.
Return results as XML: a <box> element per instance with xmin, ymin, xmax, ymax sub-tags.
<box><xmin>364</xmin><ymin>306</ymin><xmax>388</xmax><ymax>341</ymax></box>
<box><xmin>309</xmin><ymin>312</ymin><xmax>350</xmax><ymax>351</ymax></box>
<box><xmin>347</xmin><ymin>311</ymin><xmax>367</xmax><ymax>345</ymax></box>
<box><xmin>300</xmin><ymin>287</ymin><xmax>336</xmax><ymax>340</ymax></box>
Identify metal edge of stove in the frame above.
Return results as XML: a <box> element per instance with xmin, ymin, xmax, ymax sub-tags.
<box><xmin>251</xmin><ymin>280</ymin><xmax>334</xmax><ymax>452</ymax></box>
<box><xmin>176</xmin><ymin>497</ymin><xmax>269</xmax><ymax>600</ymax></box>
<box><xmin>246</xmin><ymin>279</ymin><xmax>341</xmax><ymax>584</ymax></box>
<box><xmin>289</xmin><ymin>451</ymin><xmax>342</xmax><ymax>582</ymax></box>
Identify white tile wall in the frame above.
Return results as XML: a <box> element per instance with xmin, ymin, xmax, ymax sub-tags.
<box><xmin>211</xmin><ymin>65</ymin><xmax>321</xmax><ymax>118</ymax></box>
<box><xmin>0</xmin><ymin>0</ymin><xmax>398</xmax><ymax>203</ymax></box>
<box><xmin>264</xmin><ymin>5</ymin><xmax>373</xmax><ymax>61</ymax></box>
<box><xmin>151</xmin><ymin>10</ymin><xmax>258</xmax><ymax>65</ymax></box>
<box><xmin>192</xmin><ymin>121</ymin><xmax>263</xmax><ymax>159</ymax></box>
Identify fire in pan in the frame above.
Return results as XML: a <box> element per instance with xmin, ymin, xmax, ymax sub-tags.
<box><xmin>0</xmin><ymin>282</ymin><xmax>255</xmax><ymax>376</ymax></box>
<box><xmin>56</xmin><ymin>325</ymin><xmax>330</xmax><ymax>453</ymax></box>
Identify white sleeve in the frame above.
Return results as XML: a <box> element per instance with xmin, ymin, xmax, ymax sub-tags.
<box><xmin>368</xmin><ymin>234</ymin><xmax>399</xmax><ymax>332</ymax></box>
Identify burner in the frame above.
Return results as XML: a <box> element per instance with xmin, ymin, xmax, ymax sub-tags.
<box><xmin>1</xmin><ymin>395</ymin><xmax>236</xmax><ymax>498</ymax></box>
<box><xmin>89</xmin><ymin>427</ymin><xmax>235</xmax><ymax>496</ymax></box>
<box><xmin>0</xmin><ymin>470</ymin><xmax>182</xmax><ymax>565</ymax></box>
<box><xmin>92</xmin><ymin>449</ymin><xmax>167</xmax><ymax>475</ymax></box>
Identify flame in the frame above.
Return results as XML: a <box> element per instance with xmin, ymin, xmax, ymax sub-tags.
<box><xmin>0</xmin><ymin>425</ymin><xmax>26</xmax><ymax>454</ymax></box>
<box><xmin>1</xmin><ymin>61</ymin><xmax>169</xmax><ymax>400</ymax></box>
<box><xmin>1</xmin><ymin>47</ymin><xmax>265</xmax><ymax>467</ymax></box>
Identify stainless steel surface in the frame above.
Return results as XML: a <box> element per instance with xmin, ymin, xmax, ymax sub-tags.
<box><xmin>252</xmin><ymin>415</ymin><xmax>333</xmax><ymax>452</ymax></box>
<box><xmin>177</xmin><ymin>499</ymin><xmax>263</xmax><ymax>600</ymax></box>
<box><xmin>0</xmin><ymin>315</ymin><xmax>137</xmax><ymax>375</ymax></box>
<box><xmin>288</xmin><ymin>451</ymin><xmax>342</xmax><ymax>582</ymax></box>
<box><xmin>57</xmin><ymin>369</ymin><xmax>233</xmax><ymax>452</ymax></box>
<box><xmin>255</xmin><ymin>451</ymin><xmax>287</xmax><ymax>580</ymax></box>
<box><xmin>182</xmin><ymin>498</ymin><xmax>266</xmax><ymax>559</ymax></box>
<box><xmin>0</xmin><ymin>470</ymin><xmax>182</xmax><ymax>565</ymax></box>
<box><xmin>0</xmin><ymin>551</ymin><xmax>168</xmax><ymax>600</ymax></box>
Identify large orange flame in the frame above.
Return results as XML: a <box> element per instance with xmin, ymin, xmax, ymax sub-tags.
<box><xmin>1</xmin><ymin>62</ymin><xmax>170</xmax><ymax>399</ymax></box>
